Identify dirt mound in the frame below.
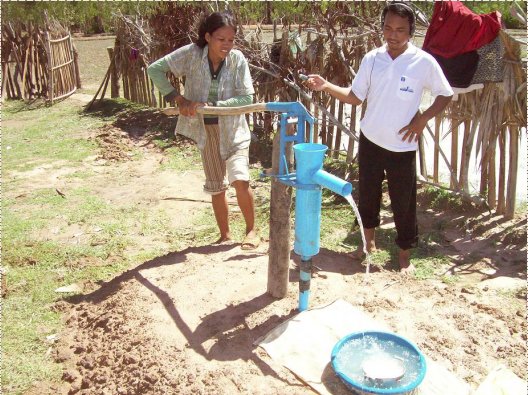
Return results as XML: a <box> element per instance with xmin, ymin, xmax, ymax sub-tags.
<box><xmin>51</xmin><ymin>240</ymin><xmax>526</xmax><ymax>395</ymax></box>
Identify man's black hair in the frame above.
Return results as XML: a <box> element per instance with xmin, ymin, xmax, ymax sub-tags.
<box><xmin>381</xmin><ymin>2</ymin><xmax>416</xmax><ymax>36</ymax></box>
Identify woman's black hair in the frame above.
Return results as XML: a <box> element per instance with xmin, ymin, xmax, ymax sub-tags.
<box><xmin>195</xmin><ymin>12</ymin><xmax>237</xmax><ymax>48</ymax></box>
<box><xmin>381</xmin><ymin>2</ymin><xmax>416</xmax><ymax>36</ymax></box>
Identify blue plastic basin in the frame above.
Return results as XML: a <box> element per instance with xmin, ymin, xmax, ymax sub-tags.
<box><xmin>331</xmin><ymin>331</ymin><xmax>426</xmax><ymax>394</ymax></box>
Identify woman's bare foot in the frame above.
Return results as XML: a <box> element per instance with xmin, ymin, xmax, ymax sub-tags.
<box><xmin>213</xmin><ymin>235</ymin><xmax>232</xmax><ymax>245</ymax></box>
<box><xmin>241</xmin><ymin>229</ymin><xmax>260</xmax><ymax>250</ymax></box>
<box><xmin>399</xmin><ymin>249</ymin><xmax>415</xmax><ymax>275</ymax></box>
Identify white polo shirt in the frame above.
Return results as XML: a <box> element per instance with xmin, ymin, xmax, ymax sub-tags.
<box><xmin>351</xmin><ymin>43</ymin><xmax>453</xmax><ymax>152</ymax></box>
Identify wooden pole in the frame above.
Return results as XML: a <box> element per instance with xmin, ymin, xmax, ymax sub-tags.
<box><xmin>346</xmin><ymin>104</ymin><xmax>357</xmax><ymax>163</ymax></box>
<box><xmin>418</xmin><ymin>134</ymin><xmax>428</xmax><ymax>179</ymax></box>
<box><xmin>267</xmin><ymin>126</ymin><xmax>293</xmax><ymax>298</ymax></box>
<box><xmin>333</xmin><ymin>100</ymin><xmax>344</xmax><ymax>159</ymax></box>
<box><xmin>326</xmin><ymin>97</ymin><xmax>336</xmax><ymax>153</ymax></box>
<box><xmin>459</xmin><ymin>120</ymin><xmax>471</xmax><ymax>191</ymax></box>
<box><xmin>487</xmin><ymin>139</ymin><xmax>497</xmax><ymax>209</ymax></box>
<box><xmin>450</xmin><ymin>118</ymin><xmax>459</xmax><ymax>189</ymax></box>
<box><xmin>496</xmin><ymin>131</ymin><xmax>506</xmax><ymax>214</ymax></box>
<box><xmin>44</xmin><ymin>31</ymin><xmax>53</xmax><ymax>104</ymax></box>
<box><xmin>21</xmin><ymin>37</ymin><xmax>31</xmax><ymax>100</ymax></box>
<box><xmin>505</xmin><ymin>125</ymin><xmax>518</xmax><ymax>219</ymax></box>
<box><xmin>433</xmin><ymin>116</ymin><xmax>441</xmax><ymax>183</ymax></box>
<box><xmin>123</xmin><ymin>71</ymin><xmax>129</xmax><ymax>100</ymax></box>
<box><xmin>72</xmin><ymin>43</ymin><xmax>82</xmax><ymax>89</ymax></box>
<box><xmin>313</xmin><ymin>93</ymin><xmax>319</xmax><ymax>143</ymax></box>
<box><xmin>321</xmin><ymin>110</ymin><xmax>327</xmax><ymax>145</ymax></box>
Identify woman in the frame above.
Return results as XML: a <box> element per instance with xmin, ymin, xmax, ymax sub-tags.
<box><xmin>148</xmin><ymin>12</ymin><xmax>259</xmax><ymax>249</ymax></box>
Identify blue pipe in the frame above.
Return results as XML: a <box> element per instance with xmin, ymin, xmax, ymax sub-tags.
<box><xmin>292</xmin><ymin>143</ymin><xmax>352</xmax><ymax>312</ymax></box>
<box><xmin>312</xmin><ymin>169</ymin><xmax>352</xmax><ymax>197</ymax></box>
<box><xmin>299</xmin><ymin>256</ymin><xmax>312</xmax><ymax>311</ymax></box>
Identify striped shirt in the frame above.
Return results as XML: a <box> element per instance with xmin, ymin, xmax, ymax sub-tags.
<box><xmin>147</xmin><ymin>44</ymin><xmax>254</xmax><ymax>159</ymax></box>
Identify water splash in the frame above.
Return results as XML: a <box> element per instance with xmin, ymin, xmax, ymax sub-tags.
<box><xmin>344</xmin><ymin>194</ymin><xmax>372</xmax><ymax>275</ymax></box>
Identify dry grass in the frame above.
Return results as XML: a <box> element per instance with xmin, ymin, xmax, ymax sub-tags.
<box><xmin>73</xmin><ymin>36</ymin><xmax>116</xmax><ymax>94</ymax></box>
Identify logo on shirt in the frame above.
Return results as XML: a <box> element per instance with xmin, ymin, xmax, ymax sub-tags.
<box><xmin>399</xmin><ymin>76</ymin><xmax>414</xmax><ymax>92</ymax></box>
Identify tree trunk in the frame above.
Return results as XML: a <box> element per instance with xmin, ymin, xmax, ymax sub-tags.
<box><xmin>265</xmin><ymin>1</ymin><xmax>273</xmax><ymax>25</ymax></box>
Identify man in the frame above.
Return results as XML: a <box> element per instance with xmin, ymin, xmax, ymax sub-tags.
<box><xmin>305</xmin><ymin>2</ymin><xmax>453</xmax><ymax>273</ymax></box>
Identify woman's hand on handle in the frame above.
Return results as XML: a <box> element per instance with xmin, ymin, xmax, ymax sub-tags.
<box><xmin>176</xmin><ymin>96</ymin><xmax>206</xmax><ymax>116</ymax></box>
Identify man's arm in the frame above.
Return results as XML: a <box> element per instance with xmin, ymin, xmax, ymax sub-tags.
<box><xmin>399</xmin><ymin>95</ymin><xmax>453</xmax><ymax>143</ymax></box>
<box><xmin>305</xmin><ymin>74</ymin><xmax>362</xmax><ymax>106</ymax></box>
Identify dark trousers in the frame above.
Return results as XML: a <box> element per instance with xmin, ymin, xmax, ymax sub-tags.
<box><xmin>358</xmin><ymin>133</ymin><xmax>418</xmax><ymax>250</ymax></box>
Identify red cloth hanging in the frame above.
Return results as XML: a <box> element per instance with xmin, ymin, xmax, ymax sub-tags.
<box><xmin>422</xmin><ymin>1</ymin><xmax>502</xmax><ymax>59</ymax></box>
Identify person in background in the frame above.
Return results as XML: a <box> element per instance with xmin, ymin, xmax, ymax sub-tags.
<box><xmin>304</xmin><ymin>2</ymin><xmax>453</xmax><ymax>273</ymax></box>
<box><xmin>147</xmin><ymin>12</ymin><xmax>260</xmax><ymax>250</ymax></box>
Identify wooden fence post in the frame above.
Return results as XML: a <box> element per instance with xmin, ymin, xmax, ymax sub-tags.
<box><xmin>107</xmin><ymin>47</ymin><xmax>119</xmax><ymax>98</ymax></box>
<box><xmin>450</xmin><ymin>118</ymin><xmax>459</xmax><ymax>189</ymax></box>
<box><xmin>496</xmin><ymin>131</ymin><xmax>506</xmax><ymax>214</ymax></box>
<box><xmin>267</xmin><ymin>126</ymin><xmax>293</xmax><ymax>298</ymax></box>
<box><xmin>505</xmin><ymin>125</ymin><xmax>519</xmax><ymax>219</ymax></box>
<box><xmin>433</xmin><ymin>116</ymin><xmax>441</xmax><ymax>183</ymax></box>
<box><xmin>44</xmin><ymin>31</ymin><xmax>53</xmax><ymax>104</ymax></box>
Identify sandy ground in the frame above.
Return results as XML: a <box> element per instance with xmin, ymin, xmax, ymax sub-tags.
<box><xmin>16</xmin><ymin>97</ymin><xmax>526</xmax><ymax>395</ymax></box>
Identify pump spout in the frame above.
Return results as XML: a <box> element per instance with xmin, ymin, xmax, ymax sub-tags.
<box><xmin>312</xmin><ymin>169</ymin><xmax>352</xmax><ymax>197</ymax></box>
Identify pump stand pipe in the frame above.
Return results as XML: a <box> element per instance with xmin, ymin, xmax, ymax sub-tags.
<box><xmin>163</xmin><ymin>103</ymin><xmax>353</xmax><ymax>312</ymax></box>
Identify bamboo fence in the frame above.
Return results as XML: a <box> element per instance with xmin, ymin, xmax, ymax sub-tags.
<box><xmin>1</xmin><ymin>19</ymin><xmax>80</xmax><ymax>103</ymax></box>
<box><xmin>95</xmin><ymin>3</ymin><xmax>524</xmax><ymax>218</ymax></box>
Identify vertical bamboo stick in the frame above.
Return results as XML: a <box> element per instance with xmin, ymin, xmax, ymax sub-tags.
<box><xmin>433</xmin><ymin>116</ymin><xmax>440</xmax><ymax>183</ymax></box>
<box><xmin>72</xmin><ymin>41</ymin><xmax>82</xmax><ymax>89</ymax></box>
<box><xmin>505</xmin><ymin>125</ymin><xmax>519</xmax><ymax>219</ymax></box>
<box><xmin>123</xmin><ymin>71</ymin><xmax>129</xmax><ymax>100</ymax></box>
<box><xmin>44</xmin><ymin>31</ymin><xmax>53</xmax><ymax>104</ymax></box>
<box><xmin>141</xmin><ymin>69</ymin><xmax>148</xmax><ymax>105</ymax></box>
<box><xmin>450</xmin><ymin>118</ymin><xmax>459</xmax><ymax>189</ymax></box>
<box><xmin>496</xmin><ymin>131</ymin><xmax>506</xmax><ymax>214</ymax></box>
<box><xmin>334</xmin><ymin>100</ymin><xmax>344</xmax><ymax>159</ymax></box>
<box><xmin>346</xmin><ymin>104</ymin><xmax>356</xmax><ymax>164</ymax></box>
<box><xmin>459</xmin><ymin>120</ymin><xmax>471</xmax><ymax>191</ymax></box>
<box><xmin>487</xmin><ymin>140</ymin><xmax>497</xmax><ymax>209</ymax></box>
<box><xmin>313</xmin><ymin>92</ymin><xmax>319</xmax><ymax>143</ymax></box>
<box><xmin>418</xmin><ymin>134</ymin><xmax>428</xmax><ymax>179</ymax></box>
<box><xmin>21</xmin><ymin>38</ymin><xmax>31</xmax><ymax>99</ymax></box>
<box><xmin>326</xmin><ymin>97</ymin><xmax>336</xmax><ymax>152</ymax></box>
<box><xmin>321</xmin><ymin>110</ymin><xmax>327</xmax><ymax>146</ymax></box>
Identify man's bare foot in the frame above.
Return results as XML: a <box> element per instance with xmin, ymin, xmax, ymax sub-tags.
<box><xmin>349</xmin><ymin>228</ymin><xmax>377</xmax><ymax>260</ymax></box>
<box><xmin>399</xmin><ymin>249</ymin><xmax>415</xmax><ymax>275</ymax></box>
<box><xmin>348</xmin><ymin>246</ymin><xmax>377</xmax><ymax>260</ymax></box>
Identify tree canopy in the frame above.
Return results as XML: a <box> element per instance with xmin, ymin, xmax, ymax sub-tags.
<box><xmin>2</xmin><ymin>1</ymin><xmax>525</xmax><ymax>34</ymax></box>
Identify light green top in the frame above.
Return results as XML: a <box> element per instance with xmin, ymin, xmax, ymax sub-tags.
<box><xmin>147</xmin><ymin>44</ymin><xmax>254</xmax><ymax>159</ymax></box>
<box><xmin>148</xmin><ymin>57</ymin><xmax>252</xmax><ymax>107</ymax></box>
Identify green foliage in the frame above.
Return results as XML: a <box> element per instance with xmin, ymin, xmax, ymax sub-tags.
<box><xmin>2</xmin><ymin>2</ymin><xmax>160</xmax><ymax>34</ymax></box>
<box><xmin>466</xmin><ymin>1</ymin><xmax>526</xmax><ymax>29</ymax></box>
<box><xmin>2</xmin><ymin>1</ymin><xmax>525</xmax><ymax>34</ymax></box>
